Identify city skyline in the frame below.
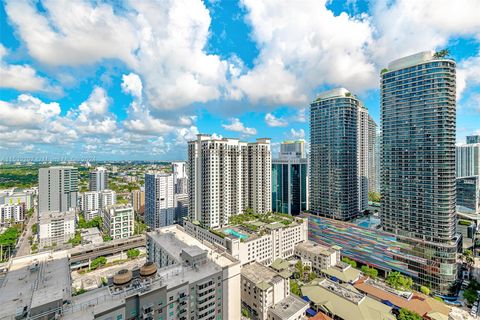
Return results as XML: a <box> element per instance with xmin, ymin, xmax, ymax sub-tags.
<box><xmin>1</xmin><ymin>1</ymin><xmax>480</xmax><ymax>160</ymax></box>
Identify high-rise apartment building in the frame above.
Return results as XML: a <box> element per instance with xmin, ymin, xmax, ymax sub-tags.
<box><xmin>272</xmin><ymin>141</ymin><xmax>308</xmax><ymax>215</ymax></box>
<box><xmin>368</xmin><ymin>116</ymin><xmax>378</xmax><ymax>193</ymax></box>
<box><xmin>309</xmin><ymin>88</ymin><xmax>371</xmax><ymax>220</ymax></box>
<box><xmin>0</xmin><ymin>203</ymin><xmax>25</xmax><ymax>227</ymax></box>
<box><xmin>79</xmin><ymin>189</ymin><xmax>116</xmax><ymax>220</ymax></box>
<box><xmin>375</xmin><ymin>130</ymin><xmax>381</xmax><ymax>193</ymax></box>
<box><xmin>188</xmin><ymin>134</ymin><xmax>271</xmax><ymax>228</ymax></box>
<box><xmin>456</xmin><ymin>176</ymin><xmax>480</xmax><ymax>214</ymax></box>
<box><xmin>89</xmin><ymin>167</ymin><xmax>108</xmax><ymax>191</ymax></box>
<box><xmin>172</xmin><ymin>161</ymin><xmax>188</xmax><ymax>194</ymax></box>
<box><xmin>38</xmin><ymin>211</ymin><xmax>76</xmax><ymax>247</ymax></box>
<box><xmin>38</xmin><ymin>166</ymin><xmax>78</xmax><ymax>215</ymax></box>
<box><xmin>381</xmin><ymin>51</ymin><xmax>458</xmax><ymax>292</ymax></box>
<box><xmin>145</xmin><ymin>173</ymin><xmax>175</xmax><ymax>229</ymax></box>
<box><xmin>131</xmin><ymin>188</ymin><xmax>145</xmax><ymax>214</ymax></box>
<box><xmin>456</xmin><ymin>135</ymin><xmax>480</xmax><ymax>177</ymax></box>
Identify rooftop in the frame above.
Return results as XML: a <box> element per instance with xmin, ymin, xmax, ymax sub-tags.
<box><xmin>321</xmin><ymin>263</ymin><xmax>361</xmax><ymax>283</ymax></box>
<box><xmin>296</xmin><ymin>240</ymin><xmax>338</xmax><ymax>257</ymax></box>
<box><xmin>0</xmin><ymin>251</ymin><xmax>71</xmax><ymax>319</ymax></box>
<box><xmin>269</xmin><ymin>295</ymin><xmax>309</xmax><ymax>319</ymax></box>
<box><xmin>302</xmin><ymin>278</ymin><xmax>395</xmax><ymax>320</ymax></box>
<box><xmin>387</xmin><ymin>50</ymin><xmax>453</xmax><ymax>72</ymax></box>
<box><xmin>242</xmin><ymin>262</ymin><xmax>283</xmax><ymax>290</ymax></box>
<box><xmin>315</xmin><ymin>88</ymin><xmax>351</xmax><ymax>100</ymax></box>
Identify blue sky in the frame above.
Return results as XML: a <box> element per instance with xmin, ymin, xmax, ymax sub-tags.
<box><xmin>0</xmin><ymin>0</ymin><xmax>479</xmax><ymax>160</ymax></box>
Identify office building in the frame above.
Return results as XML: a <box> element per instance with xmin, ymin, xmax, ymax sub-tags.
<box><xmin>310</xmin><ymin>88</ymin><xmax>371</xmax><ymax>220</ymax></box>
<box><xmin>38</xmin><ymin>210</ymin><xmax>76</xmax><ymax>247</ymax></box>
<box><xmin>131</xmin><ymin>188</ymin><xmax>145</xmax><ymax>214</ymax></box>
<box><xmin>188</xmin><ymin>134</ymin><xmax>271</xmax><ymax>228</ymax></box>
<box><xmin>38</xmin><ymin>166</ymin><xmax>78</xmax><ymax>215</ymax></box>
<box><xmin>241</xmin><ymin>262</ymin><xmax>308</xmax><ymax>320</ymax></box>
<box><xmin>294</xmin><ymin>240</ymin><xmax>340</xmax><ymax>274</ymax></box>
<box><xmin>172</xmin><ymin>161</ymin><xmax>188</xmax><ymax>194</ymax></box>
<box><xmin>456</xmin><ymin>135</ymin><xmax>480</xmax><ymax>177</ymax></box>
<box><xmin>79</xmin><ymin>189</ymin><xmax>116</xmax><ymax>220</ymax></box>
<box><xmin>368</xmin><ymin>116</ymin><xmax>378</xmax><ymax>193</ymax></box>
<box><xmin>146</xmin><ymin>225</ymin><xmax>241</xmax><ymax>319</ymax></box>
<box><xmin>104</xmin><ymin>204</ymin><xmax>134</xmax><ymax>239</ymax></box>
<box><xmin>0</xmin><ymin>203</ymin><xmax>25</xmax><ymax>227</ymax></box>
<box><xmin>145</xmin><ymin>172</ymin><xmax>175</xmax><ymax>228</ymax></box>
<box><xmin>183</xmin><ymin>213</ymin><xmax>307</xmax><ymax>265</ymax></box>
<box><xmin>456</xmin><ymin>176</ymin><xmax>480</xmax><ymax>214</ymax></box>
<box><xmin>89</xmin><ymin>166</ymin><xmax>108</xmax><ymax>191</ymax></box>
<box><xmin>381</xmin><ymin>51</ymin><xmax>458</xmax><ymax>292</ymax></box>
<box><xmin>272</xmin><ymin>141</ymin><xmax>308</xmax><ymax>215</ymax></box>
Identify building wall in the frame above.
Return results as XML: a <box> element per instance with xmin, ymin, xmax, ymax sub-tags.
<box><xmin>89</xmin><ymin>167</ymin><xmax>108</xmax><ymax>192</ymax></box>
<box><xmin>368</xmin><ymin>116</ymin><xmax>378</xmax><ymax>193</ymax></box>
<box><xmin>145</xmin><ymin>173</ymin><xmax>175</xmax><ymax>229</ymax></box>
<box><xmin>0</xmin><ymin>204</ymin><xmax>25</xmax><ymax>227</ymax></box>
<box><xmin>38</xmin><ymin>211</ymin><xmax>76</xmax><ymax>246</ymax></box>
<box><xmin>38</xmin><ymin>167</ymin><xmax>78</xmax><ymax>215</ymax></box>
<box><xmin>104</xmin><ymin>205</ymin><xmax>134</xmax><ymax>239</ymax></box>
<box><xmin>456</xmin><ymin>143</ymin><xmax>480</xmax><ymax>177</ymax></box>
<box><xmin>272</xmin><ymin>158</ymin><xmax>308</xmax><ymax>215</ymax></box>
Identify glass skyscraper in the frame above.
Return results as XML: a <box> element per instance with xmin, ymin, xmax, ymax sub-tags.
<box><xmin>310</xmin><ymin>88</ymin><xmax>370</xmax><ymax>220</ymax></box>
<box><xmin>272</xmin><ymin>141</ymin><xmax>308</xmax><ymax>215</ymax></box>
<box><xmin>381</xmin><ymin>51</ymin><xmax>458</xmax><ymax>292</ymax></box>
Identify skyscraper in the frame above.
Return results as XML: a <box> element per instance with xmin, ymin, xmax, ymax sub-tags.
<box><xmin>172</xmin><ymin>161</ymin><xmax>188</xmax><ymax>194</ymax></box>
<box><xmin>456</xmin><ymin>135</ymin><xmax>480</xmax><ymax>177</ymax></box>
<box><xmin>381</xmin><ymin>51</ymin><xmax>458</xmax><ymax>292</ymax></box>
<box><xmin>145</xmin><ymin>173</ymin><xmax>175</xmax><ymax>229</ymax></box>
<box><xmin>38</xmin><ymin>166</ymin><xmax>78</xmax><ymax>215</ymax></box>
<box><xmin>188</xmin><ymin>134</ymin><xmax>271</xmax><ymax>228</ymax></box>
<box><xmin>272</xmin><ymin>141</ymin><xmax>308</xmax><ymax>215</ymax></box>
<box><xmin>309</xmin><ymin>88</ymin><xmax>370</xmax><ymax>220</ymax></box>
<box><xmin>368</xmin><ymin>116</ymin><xmax>378</xmax><ymax>193</ymax></box>
<box><xmin>89</xmin><ymin>167</ymin><xmax>108</xmax><ymax>191</ymax></box>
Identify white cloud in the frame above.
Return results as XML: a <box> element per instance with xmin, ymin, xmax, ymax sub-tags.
<box><xmin>0</xmin><ymin>44</ymin><xmax>60</xmax><ymax>93</ymax></box>
<box><xmin>78</xmin><ymin>87</ymin><xmax>110</xmax><ymax>117</ymax></box>
<box><xmin>457</xmin><ymin>53</ymin><xmax>480</xmax><ymax>100</ymax></box>
<box><xmin>294</xmin><ymin>108</ymin><xmax>307</xmax><ymax>123</ymax></box>
<box><xmin>0</xmin><ymin>94</ymin><xmax>60</xmax><ymax>128</ymax></box>
<box><xmin>222</xmin><ymin>118</ymin><xmax>257</xmax><ymax>135</ymax></box>
<box><xmin>288</xmin><ymin>128</ymin><xmax>306</xmax><ymax>140</ymax></box>
<box><xmin>265</xmin><ymin>113</ymin><xmax>288</xmax><ymax>127</ymax></box>
<box><xmin>121</xmin><ymin>73</ymin><xmax>143</xmax><ymax>99</ymax></box>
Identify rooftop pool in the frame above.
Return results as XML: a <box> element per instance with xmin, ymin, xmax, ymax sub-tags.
<box><xmin>223</xmin><ymin>228</ymin><xmax>249</xmax><ymax>240</ymax></box>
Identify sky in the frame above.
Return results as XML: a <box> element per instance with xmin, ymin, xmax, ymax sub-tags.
<box><xmin>0</xmin><ymin>0</ymin><xmax>479</xmax><ymax>161</ymax></box>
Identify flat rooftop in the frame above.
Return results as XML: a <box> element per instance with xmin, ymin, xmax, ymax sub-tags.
<box><xmin>242</xmin><ymin>262</ymin><xmax>281</xmax><ymax>287</ymax></box>
<box><xmin>0</xmin><ymin>251</ymin><xmax>71</xmax><ymax>319</ymax></box>
<box><xmin>269</xmin><ymin>295</ymin><xmax>309</xmax><ymax>319</ymax></box>
<box><xmin>296</xmin><ymin>240</ymin><xmax>337</xmax><ymax>256</ymax></box>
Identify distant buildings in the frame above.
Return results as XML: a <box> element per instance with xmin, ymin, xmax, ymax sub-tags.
<box><xmin>145</xmin><ymin>172</ymin><xmax>175</xmax><ymax>228</ymax></box>
<box><xmin>188</xmin><ymin>134</ymin><xmax>271</xmax><ymax>228</ymax></box>
<box><xmin>367</xmin><ymin>117</ymin><xmax>378</xmax><ymax>193</ymax></box>
<box><xmin>183</xmin><ymin>214</ymin><xmax>307</xmax><ymax>266</ymax></box>
<box><xmin>38</xmin><ymin>166</ymin><xmax>78</xmax><ymax>215</ymax></box>
<box><xmin>131</xmin><ymin>188</ymin><xmax>145</xmax><ymax>214</ymax></box>
<box><xmin>89</xmin><ymin>167</ymin><xmax>108</xmax><ymax>191</ymax></box>
<box><xmin>380</xmin><ymin>51</ymin><xmax>458</xmax><ymax>292</ymax></box>
<box><xmin>457</xmin><ymin>176</ymin><xmax>480</xmax><ymax>214</ymax></box>
<box><xmin>0</xmin><ymin>189</ymin><xmax>34</xmax><ymax>210</ymax></box>
<box><xmin>272</xmin><ymin>141</ymin><xmax>308</xmax><ymax>215</ymax></box>
<box><xmin>294</xmin><ymin>240</ymin><xmax>340</xmax><ymax>274</ymax></box>
<box><xmin>103</xmin><ymin>204</ymin><xmax>134</xmax><ymax>239</ymax></box>
<box><xmin>146</xmin><ymin>225</ymin><xmax>241</xmax><ymax>319</ymax></box>
<box><xmin>0</xmin><ymin>203</ymin><xmax>25</xmax><ymax>227</ymax></box>
<box><xmin>38</xmin><ymin>210</ymin><xmax>76</xmax><ymax>247</ymax></box>
<box><xmin>456</xmin><ymin>135</ymin><xmax>480</xmax><ymax>177</ymax></box>
<box><xmin>172</xmin><ymin>161</ymin><xmax>188</xmax><ymax>194</ymax></box>
<box><xmin>309</xmin><ymin>88</ymin><xmax>372</xmax><ymax>220</ymax></box>
<box><xmin>241</xmin><ymin>262</ymin><xmax>308</xmax><ymax>320</ymax></box>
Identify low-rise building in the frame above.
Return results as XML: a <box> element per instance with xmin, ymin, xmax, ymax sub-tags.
<box><xmin>268</xmin><ymin>295</ymin><xmax>309</xmax><ymax>320</ymax></box>
<box><xmin>0</xmin><ymin>191</ymin><xmax>34</xmax><ymax>210</ymax></box>
<box><xmin>301</xmin><ymin>278</ymin><xmax>395</xmax><ymax>320</ymax></box>
<box><xmin>184</xmin><ymin>214</ymin><xmax>308</xmax><ymax>266</ymax></box>
<box><xmin>38</xmin><ymin>211</ymin><xmax>76</xmax><ymax>247</ymax></box>
<box><xmin>104</xmin><ymin>204</ymin><xmax>134</xmax><ymax>239</ymax></box>
<box><xmin>0</xmin><ymin>203</ymin><xmax>25</xmax><ymax>227</ymax></box>
<box><xmin>321</xmin><ymin>261</ymin><xmax>362</xmax><ymax>284</ymax></box>
<box><xmin>294</xmin><ymin>241</ymin><xmax>340</xmax><ymax>274</ymax></box>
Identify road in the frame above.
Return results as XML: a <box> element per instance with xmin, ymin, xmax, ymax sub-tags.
<box><xmin>15</xmin><ymin>207</ymin><xmax>37</xmax><ymax>257</ymax></box>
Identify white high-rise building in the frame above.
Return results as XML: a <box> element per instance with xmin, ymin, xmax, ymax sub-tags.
<box><xmin>145</xmin><ymin>173</ymin><xmax>175</xmax><ymax>228</ymax></box>
<box><xmin>368</xmin><ymin>116</ymin><xmax>378</xmax><ymax>193</ymax></box>
<box><xmin>38</xmin><ymin>166</ymin><xmax>78</xmax><ymax>215</ymax></box>
<box><xmin>89</xmin><ymin>167</ymin><xmax>108</xmax><ymax>191</ymax></box>
<box><xmin>172</xmin><ymin>161</ymin><xmax>188</xmax><ymax>194</ymax></box>
<box><xmin>358</xmin><ymin>106</ymin><xmax>369</xmax><ymax>212</ymax></box>
<box><xmin>0</xmin><ymin>204</ymin><xmax>25</xmax><ymax>227</ymax></box>
<box><xmin>79</xmin><ymin>189</ymin><xmax>116</xmax><ymax>220</ymax></box>
<box><xmin>188</xmin><ymin>134</ymin><xmax>271</xmax><ymax>228</ymax></box>
<box><xmin>456</xmin><ymin>135</ymin><xmax>480</xmax><ymax>178</ymax></box>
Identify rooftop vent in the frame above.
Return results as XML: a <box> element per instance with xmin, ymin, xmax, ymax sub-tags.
<box><xmin>140</xmin><ymin>262</ymin><xmax>157</xmax><ymax>277</ymax></box>
<box><xmin>113</xmin><ymin>269</ymin><xmax>133</xmax><ymax>285</ymax></box>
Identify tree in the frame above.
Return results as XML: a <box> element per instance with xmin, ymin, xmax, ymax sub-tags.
<box><xmin>31</xmin><ymin>223</ymin><xmax>37</xmax><ymax>234</ymax></box>
<box><xmin>463</xmin><ymin>287</ymin><xmax>478</xmax><ymax>305</ymax></box>
<box><xmin>90</xmin><ymin>256</ymin><xmax>107</xmax><ymax>270</ymax></box>
<box><xmin>290</xmin><ymin>279</ymin><xmax>302</xmax><ymax>296</ymax></box>
<box><xmin>433</xmin><ymin>49</ymin><xmax>449</xmax><ymax>59</ymax></box>
<box><xmin>68</xmin><ymin>232</ymin><xmax>82</xmax><ymax>246</ymax></box>
<box><xmin>368</xmin><ymin>192</ymin><xmax>381</xmax><ymax>203</ymax></box>
<box><xmin>361</xmin><ymin>265</ymin><xmax>378</xmax><ymax>279</ymax></box>
<box><xmin>386</xmin><ymin>272</ymin><xmax>413</xmax><ymax>290</ymax></box>
<box><xmin>342</xmin><ymin>257</ymin><xmax>357</xmax><ymax>268</ymax></box>
<box><xmin>420</xmin><ymin>286</ymin><xmax>430</xmax><ymax>295</ymax></box>
<box><xmin>241</xmin><ymin>308</ymin><xmax>251</xmax><ymax>318</ymax></box>
<box><xmin>127</xmin><ymin>248</ymin><xmax>140</xmax><ymax>259</ymax></box>
<box><xmin>397</xmin><ymin>308</ymin><xmax>422</xmax><ymax>320</ymax></box>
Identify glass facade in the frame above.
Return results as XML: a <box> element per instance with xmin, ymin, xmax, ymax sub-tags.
<box><xmin>310</xmin><ymin>90</ymin><xmax>360</xmax><ymax>220</ymax></box>
<box><xmin>381</xmin><ymin>53</ymin><xmax>458</xmax><ymax>292</ymax></box>
<box><xmin>272</xmin><ymin>159</ymin><xmax>307</xmax><ymax>215</ymax></box>
<box><xmin>456</xmin><ymin>176</ymin><xmax>480</xmax><ymax>214</ymax></box>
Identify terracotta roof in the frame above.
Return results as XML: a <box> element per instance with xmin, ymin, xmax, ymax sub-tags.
<box><xmin>310</xmin><ymin>312</ymin><xmax>334</xmax><ymax>320</ymax></box>
<box><xmin>354</xmin><ymin>278</ymin><xmax>450</xmax><ymax>317</ymax></box>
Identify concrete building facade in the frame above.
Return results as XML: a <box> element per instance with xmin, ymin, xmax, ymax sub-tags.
<box><xmin>145</xmin><ymin>173</ymin><xmax>175</xmax><ymax>229</ymax></box>
<box><xmin>104</xmin><ymin>204</ymin><xmax>134</xmax><ymax>239</ymax></box>
<box><xmin>0</xmin><ymin>203</ymin><xmax>25</xmax><ymax>227</ymax></box>
<box><xmin>38</xmin><ymin>166</ymin><xmax>78</xmax><ymax>215</ymax></box>
<box><xmin>38</xmin><ymin>210</ymin><xmax>76</xmax><ymax>247</ymax></box>
<box><xmin>89</xmin><ymin>167</ymin><xmax>108</xmax><ymax>191</ymax></box>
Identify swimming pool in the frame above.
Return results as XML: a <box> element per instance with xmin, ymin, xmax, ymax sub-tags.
<box><xmin>223</xmin><ymin>228</ymin><xmax>249</xmax><ymax>240</ymax></box>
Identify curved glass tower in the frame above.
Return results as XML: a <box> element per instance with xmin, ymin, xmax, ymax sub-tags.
<box><xmin>381</xmin><ymin>51</ymin><xmax>458</xmax><ymax>292</ymax></box>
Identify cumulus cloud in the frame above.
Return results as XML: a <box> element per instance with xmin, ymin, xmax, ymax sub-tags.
<box><xmin>288</xmin><ymin>128</ymin><xmax>306</xmax><ymax>140</ymax></box>
<box><xmin>222</xmin><ymin>118</ymin><xmax>257</xmax><ymax>135</ymax></box>
<box><xmin>121</xmin><ymin>73</ymin><xmax>143</xmax><ymax>99</ymax></box>
<box><xmin>0</xmin><ymin>94</ymin><xmax>60</xmax><ymax>129</ymax></box>
<box><xmin>265</xmin><ymin>113</ymin><xmax>288</xmax><ymax>127</ymax></box>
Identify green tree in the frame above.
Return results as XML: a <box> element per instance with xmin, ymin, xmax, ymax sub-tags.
<box><xmin>433</xmin><ymin>49</ymin><xmax>449</xmax><ymax>59</ymax></box>
<box><xmin>31</xmin><ymin>223</ymin><xmax>37</xmax><ymax>234</ymax></box>
<box><xmin>419</xmin><ymin>286</ymin><xmax>430</xmax><ymax>295</ymax></box>
<box><xmin>368</xmin><ymin>191</ymin><xmax>381</xmax><ymax>203</ymax></box>
<box><xmin>67</xmin><ymin>232</ymin><xmax>82</xmax><ymax>246</ymax></box>
<box><xmin>386</xmin><ymin>272</ymin><xmax>413</xmax><ymax>290</ymax></box>
<box><xmin>290</xmin><ymin>279</ymin><xmax>302</xmax><ymax>296</ymax></box>
<box><xmin>397</xmin><ymin>308</ymin><xmax>422</xmax><ymax>320</ymax></box>
<box><xmin>127</xmin><ymin>248</ymin><xmax>140</xmax><ymax>259</ymax></box>
<box><xmin>241</xmin><ymin>308</ymin><xmax>251</xmax><ymax>318</ymax></box>
<box><xmin>463</xmin><ymin>287</ymin><xmax>479</xmax><ymax>305</ymax></box>
<box><xmin>90</xmin><ymin>256</ymin><xmax>107</xmax><ymax>270</ymax></box>
<box><xmin>361</xmin><ymin>265</ymin><xmax>378</xmax><ymax>279</ymax></box>
<box><xmin>342</xmin><ymin>257</ymin><xmax>357</xmax><ymax>268</ymax></box>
